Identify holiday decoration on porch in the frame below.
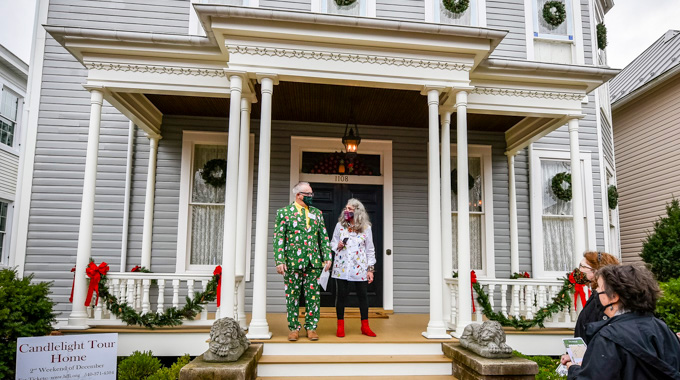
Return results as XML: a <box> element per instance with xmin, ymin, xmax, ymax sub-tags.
<box><xmin>451</xmin><ymin>169</ymin><xmax>475</xmax><ymax>193</ymax></box>
<box><xmin>551</xmin><ymin>172</ymin><xmax>572</xmax><ymax>201</ymax></box>
<box><xmin>84</xmin><ymin>260</ymin><xmax>220</xmax><ymax>328</ymax></box>
<box><xmin>597</xmin><ymin>23</ymin><xmax>608</xmax><ymax>50</ymax></box>
<box><xmin>442</xmin><ymin>0</ymin><xmax>470</xmax><ymax>14</ymax></box>
<box><xmin>542</xmin><ymin>1</ymin><xmax>567</xmax><ymax>27</ymax></box>
<box><xmin>510</xmin><ymin>271</ymin><xmax>531</xmax><ymax>279</ymax></box>
<box><xmin>335</xmin><ymin>0</ymin><xmax>357</xmax><ymax>6</ymax></box>
<box><xmin>472</xmin><ymin>268</ymin><xmax>587</xmax><ymax>330</ymax></box>
<box><xmin>131</xmin><ymin>265</ymin><xmax>157</xmax><ymax>284</ymax></box>
<box><xmin>568</xmin><ymin>267</ymin><xmax>589</xmax><ymax>310</ymax></box>
<box><xmin>201</xmin><ymin>158</ymin><xmax>227</xmax><ymax>188</ymax></box>
<box><xmin>607</xmin><ymin>185</ymin><xmax>619</xmax><ymax>209</ymax></box>
<box><xmin>309</xmin><ymin>151</ymin><xmax>375</xmax><ymax>176</ymax></box>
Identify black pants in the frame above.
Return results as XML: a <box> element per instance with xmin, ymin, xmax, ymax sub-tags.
<box><xmin>335</xmin><ymin>279</ymin><xmax>369</xmax><ymax>320</ymax></box>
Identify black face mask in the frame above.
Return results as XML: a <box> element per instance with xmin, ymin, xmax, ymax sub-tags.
<box><xmin>302</xmin><ymin>195</ymin><xmax>314</xmax><ymax>206</ymax></box>
<box><xmin>602</xmin><ymin>301</ymin><xmax>617</xmax><ymax>310</ymax></box>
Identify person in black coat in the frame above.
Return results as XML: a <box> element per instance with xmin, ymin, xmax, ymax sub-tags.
<box><xmin>561</xmin><ymin>251</ymin><xmax>619</xmax><ymax>365</ymax></box>
<box><xmin>566</xmin><ymin>265</ymin><xmax>680</xmax><ymax>380</ymax></box>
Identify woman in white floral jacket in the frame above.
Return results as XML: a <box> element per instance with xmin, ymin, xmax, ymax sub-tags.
<box><xmin>330</xmin><ymin>198</ymin><xmax>377</xmax><ymax>337</ymax></box>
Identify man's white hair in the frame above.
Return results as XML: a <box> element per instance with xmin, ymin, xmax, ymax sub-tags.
<box><xmin>292</xmin><ymin>181</ymin><xmax>311</xmax><ymax>195</ymax></box>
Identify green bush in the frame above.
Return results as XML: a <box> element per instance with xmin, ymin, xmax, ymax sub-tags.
<box><xmin>640</xmin><ymin>198</ymin><xmax>680</xmax><ymax>282</ymax></box>
<box><xmin>118</xmin><ymin>351</ymin><xmax>162</xmax><ymax>380</ymax></box>
<box><xmin>147</xmin><ymin>355</ymin><xmax>191</xmax><ymax>380</ymax></box>
<box><xmin>0</xmin><ymin>269</ymin><xmax>56</xmax><ymax>379</ymax></box>
<box><xmin>513</xmin><ymin>351</ymin><xmax>565</xmax><ymax>380</ymax></box>
<box><xmin>657</xmin><ymin>278</ymin><xmax>680</xmax><ymax>332</ymax></box>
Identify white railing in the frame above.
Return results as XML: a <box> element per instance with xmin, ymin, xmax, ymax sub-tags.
<box><xmin>445</xmin><ymin>277</ymin><xmax>584</xmax><ymax>329</ymax></box>
<box><xmin>86</xmin><ymin>272</ymin><xmax>243</xmax><ymax>327</ymax></box>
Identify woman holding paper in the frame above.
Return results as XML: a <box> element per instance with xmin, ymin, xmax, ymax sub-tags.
<box><xmin>566</xmin><ymin>265</ymin><xmax>680</xmax><ymax>380</ymax></box>
<box><xmin>330</xmin><ymin>198</ymin><xmax>376</xmax><ymax>338</ymax></box>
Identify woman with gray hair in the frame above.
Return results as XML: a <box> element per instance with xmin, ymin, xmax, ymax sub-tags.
<box><xmin>330</xmin><ymin>198</ymin><xmax>377</xmax><ymax>338</ymax></box>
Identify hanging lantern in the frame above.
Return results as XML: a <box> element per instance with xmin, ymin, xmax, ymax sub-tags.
<box><xmin>342</xmin><ymin>109</ymin><xmax>361</xmax><ymax>158</ymax></box>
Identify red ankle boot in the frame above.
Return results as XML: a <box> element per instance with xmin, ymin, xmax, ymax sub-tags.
<box><xmin>337</xmin><ymin>319</ymin><xmax>345</xmax><ymax>337</ymax></box>
<box><xmin>361</xmin><ymin>319</ymin><xmax>376</xmax><ymax>337</ymax></box>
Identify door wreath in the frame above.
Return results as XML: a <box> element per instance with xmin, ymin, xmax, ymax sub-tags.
<box><xmin>201</xmin><ymin>159</ymin><xmax>227</xmax><ymax>188</ymax></box>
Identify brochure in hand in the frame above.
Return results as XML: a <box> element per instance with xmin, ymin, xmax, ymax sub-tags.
<box><xmin>563</xmin><ymin>337</ymin><xmax>588</xmax><ymax>365</ymax></box>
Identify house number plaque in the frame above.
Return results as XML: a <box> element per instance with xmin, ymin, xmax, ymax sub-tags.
<box><xmin>334</xmin><ymin>175</ymin><xmax>349</xmax><ymax>182</ymax></box>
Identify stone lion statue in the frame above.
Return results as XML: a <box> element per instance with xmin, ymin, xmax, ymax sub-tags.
<box><xmin>203</xmin><ymin>317</ymin><xmax>250</xmax><ymax>362</ymax></box>
<box><xmin>459</xmin><ymin>321</ymin><xmax>513</xmax><ymax>358</ymax></box>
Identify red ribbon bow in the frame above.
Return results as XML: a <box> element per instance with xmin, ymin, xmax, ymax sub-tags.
<box><xmin>213</xmin><ymin>266</ymin><xmax>222</xmax><ymax>307</ymax></box>
<box><xmin>85</xmin><ymin>261</ymin><xmax>109</xmax><ymax>306</ymax></box>
<box><xmin>69</xmin><ymin>266</ymin><xmax>76</xmax><ymax>303</ymax></box>
<box><xmin>574</xmin><ymin>283</ymin><xmax>587</xmax><ymax>311</ymax></box>
<box><xmin>131</xmin><ymin>265</ymin><xmax>141</xmax><ymax>272</ymax></box>
<box><xmin>471</xmin><ymin>270</ymin><xmax>478</xmax><ymax>313</ymax></box>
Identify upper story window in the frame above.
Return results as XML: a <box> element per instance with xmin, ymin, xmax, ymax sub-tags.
<box><xmin>0</xmin><ymin>88</ymin><xmax>19</xmax><ymax>148</ymax></box>
<box><xmin>533</xmin><ymin>0</ymin><xmax>573</xmax><ymax>41</ymax></box>
<box><xmin>324</xmin><ymin>0</ymin><xmax>365</xmax><ymax>16</ymax></box>
<box><xmin>434</xmin><ymin>0</ymin><xmax>481</xmax><ymax>26</ymax></box>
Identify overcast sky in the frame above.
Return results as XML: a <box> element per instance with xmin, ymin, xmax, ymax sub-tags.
<box><xmin>0</xmin><ymin>0</ymin><xmax>677</xmax><ymax>69</ymax></box>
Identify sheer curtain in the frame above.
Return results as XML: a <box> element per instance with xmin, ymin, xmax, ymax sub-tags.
<box><xmin>452</xmin><ymin>157</ymin><xmax>483</xmax><ymax>271</ymax></box>
<box><xmin>541</xmin><ymin>160</ymin><xmax>573</xmax><ymax>271</ymax></box>
<box><xmin>190</xmin><ymin>144</ymin><xmax>227</xmax><ymax>266</ymax></box>
<box><xmin>536</xmin><ymin>0</ymin><xmax>569</xmax><ymax>36</ymax></box>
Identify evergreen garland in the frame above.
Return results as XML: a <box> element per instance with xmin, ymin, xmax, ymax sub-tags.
<box><xmin>542</xmin><ymin>1</ymin><xmax>567</xmax><ymax>27</ymax></box>
<box><xmin>335</xmin><ymin>0</ymin><xmax>357</xmax><ymax>5</ymax></box>
<box><xmin>442</xmin><ymin>0</ymin><xmax>470</xmax><ymax>14</ymax></box>
<box><xmin>597</xmin><ymin>23</ymin><xmax>608</xmax><ymax>50</ymax></box>
<box><xmin>551</xmin><ymin>172</ymin><xmax>572</xmax><ymax>201</ymax></box>
<box><xmin>607</xmin><ymin>185</ymin><xmax>618</xmax><ymax>209</ymax></box>
<box><xmin>201</xmin><ymin>159</ymin><xmax>227</xmax><ymax>188</ymax></box>
<box><xmin>97</xmin><ymin>273</ymin><xmax>219</xmax><ymax>328</ymax></box>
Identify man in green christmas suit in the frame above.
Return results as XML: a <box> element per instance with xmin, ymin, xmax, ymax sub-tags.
<box><xmin>273</xmin><ymin>181</ymin><xmax>332</xmax><ymax>341</ymax></box>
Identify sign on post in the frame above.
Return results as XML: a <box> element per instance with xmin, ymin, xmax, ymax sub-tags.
<box><xmin>16</xmin><ymin>333</ymin><xmax>117</xmax><ymax>380</ymax></box>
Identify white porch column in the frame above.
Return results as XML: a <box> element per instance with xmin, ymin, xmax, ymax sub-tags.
<box><xmin>423</xmin><ymin>87</ymin><xmax>449</xmax><ymax>339</ymax></box>
<box><xmin>440</xmin><ymin>111</ymin><xmax>453</xmax><ymax>327</ymax></box>
<box><xmin>235</xmin><ymin>97</ymin><xmax>252</xmax><ymax>329</ymax></box>
<box><xmin>68</xmin><ymin>87</ymin><xmax>104</xmax><ymax>328</ymax></box>
<box><xmin>569</xmin><ymin>118</ymin><xmax>586</xmax><ymax>267</ymax></box>
<box><xmin>247</xmin><ymin>74</ymin><xmax>278</xmax><ymax>339</ymax></box>
<box><xmin>220</xmin><ymin>74</ymin><xmax>244</xmax><ymax>318</ymax></box>
<box><xmin>508</xmin><ymin>153</ymin><xmax>519</xmax><ymax>274</ymax></box>
<box><xmin>140</xmin><ymin>134</ymin><xmax>160</xmax><ymax>269</ymax></box>
<box><xmin>454</xmin><ymin>90</ymin><xmax>472</xmax><ymax>337</ymax></box>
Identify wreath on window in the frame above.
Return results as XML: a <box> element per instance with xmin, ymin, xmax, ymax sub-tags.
<box><xmin>452</xmin><ymin>169</ymin><xmax>475</xmax><ymax>193</ymax></box>
<box><xmin>542</xmin><ymin>1</ymin><xmax>567</xmax><ymax>27</ymax></box>
<box><xmin>201</xmin><ymin>159</ymin><xmax>227</xmax><ymax>188</ymax></box>
<box><xmin>607</xmin><ymin>185</ymin><xmax>618</xmax><ymax>209</ymax></box>
<box><xmin>551</xmin><ymin>172</ymin><xmax>572</xmax><ymax>201</ymax></box>
<box><xmin>442</xmin><ymin>0</ymin><xmax>470</xmax><ymax>14</ymax></box>
<box><xmin>335</xmin><ymin>0</ymin><xmax>357</xmax><ymax>6</ymax></box>
<box><xmin>597</xmin><ymin>23</ymin><xmax>608</xmax><ymax>50</ymax></box>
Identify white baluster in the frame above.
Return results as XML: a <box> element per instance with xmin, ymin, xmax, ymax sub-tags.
<box><xmin>449</xmin><ymin>283</ymin><xmax>457</xmax><ymax>327</ymax></box>
<box><xmin>512</xmin><ymin>284</ymin><xmax>521</xmax><ymax>318</ymax></box>
<box><xmin>135</xmin><ymin>279</ymin><xmax>142</xmax><ymax>310</ymax></box>
<box><xmin>141</xmin><ymin>279</ymin><xmax>151</xmax><ymax>315</ymax></box>
<box><xmin>94</xmin><ymin>301</ymin><xmax>103</xmax><ymax>320</ymax></box>
<box><xmin>474</xmin><ymin>286</ymin><xmax>482</xmax><ymax>322</ymax></box>
<box><xmin>525</xmin><ymin>285</ymin><xmax>534</xmax><ymax>319</ymax></box>
<box><xmin>234</xmin><ymin>279</ymin><xmax>240</xmax><ymax>323</ymax></box>
<box><xmin>538</xmin><ymin>285</ymin><xmax>546</xmax><ymax>309</ymax></box>
<box><xmin>118</xmin><ymin>279</ymin><xmax>126</xmax><ymax>302</ymax></box>
<box><xmin>201</xmin><ymin>280</ymin><xmax>209</xmax><ymax>321</ymax></box>
<box><xmin>187</xmin><ymin>279</ymin><xmax>195</xmax><ymax>300</ymax></box>
<box><xmin>172</xmin><ymin>279</ymin><xmax>180</xmax><ymax>308</ymax></box>
<box><xmin>501</xmin><ymin>284</ymin><xmax>508</xmax><ymax>317</ymax></box>
<box><xmin>488</xmin><ymin>284</ymin><xmax>496</xmax><ymax>313</ymax></box>
<box><xmin>157</xmin><ymin>279</ymin><xmax>165</xmax><ymax>314</ymax></box>
<box><xmin>550</xmin><ymin>285</ymin><xmax>560</xmax><ymax>323</ymax></box>
<box><xmin>127</xmin><ymin>279</ymin><xmax>135</xmax><ymax>306</ymax></box>
<box><xmin>110</xmin><ymin>279</ymin><xmax>120</xmax><ymax>320</ymax></box>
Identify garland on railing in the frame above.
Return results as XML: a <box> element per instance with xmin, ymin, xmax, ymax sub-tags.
<box><xmin>83</xmin><ymin>261</ymin><xmax>221</xmax><ymax>329</ymax></box>
<box><xmin>472</xmin><ymin>268</ymin><xmax>589</xmax><ymax>330</ymax></box>
<box><xmin>510</xmin><ymin>271</ymin><xmax>531</xmax><ymax>279</ymax></box>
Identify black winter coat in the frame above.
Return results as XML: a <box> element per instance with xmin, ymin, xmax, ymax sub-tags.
<box><xmin>574</xmin><ymin>289</ymin><xmax>606</xmax><ymax>344</ymax></box>
<box><xmin>568</xmin><ymin>312</ymin><xmax>680</xmax><ymax>380</ymax></box>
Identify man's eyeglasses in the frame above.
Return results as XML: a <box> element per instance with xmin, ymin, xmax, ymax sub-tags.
<box><xmin>299</xmin><ymin>192</ymin><xmax>314</xmax><ymax>197</ymax></box>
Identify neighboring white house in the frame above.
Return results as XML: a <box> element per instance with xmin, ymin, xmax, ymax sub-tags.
<box><xmin>11</xmin><ymin>0</ymin><xmax>618</xmax><ymax>360</ymax></box>
<box><xmin>0</xmin><ymin>44</ymin><xmax>28</xmax><ymax>268</ymax></box>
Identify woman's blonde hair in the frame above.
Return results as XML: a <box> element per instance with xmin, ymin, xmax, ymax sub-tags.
<box><xmin>339</xmin><ymin>198</ymin><xmax>371</xmax><ymax>233</ymax></box>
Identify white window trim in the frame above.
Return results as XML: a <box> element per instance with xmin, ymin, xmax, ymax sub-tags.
<box><xmin>318</xmin><ymin>0</ymin><xmax>368</xmax><ymax>16</ymax></box>
<box><xmin>0</xmin><ymin>198</ymin><xmax>13</xmax><ymax>267</ymax></box>
<box><xmin>529</xmin><ymin>147</ymin><xmax>596</xmax><ymax>279</ymax></box>
<box><xmin>451</xmin><ymin>144</ymin><xmax>495</xmax><ymax>279</ymax></box>
<box><xmin>175</xmin><ymin>130</ymin><xmax>255</xmax><ymax>275</ymax></box>
<box><xmin>430</xmin><ymin>0</ymin><xmax>486</xmax><ymax>26</ymax></box>
<box><xmin>603</xmin><ymin>163</ymin><xmax>620</xmax><ymax>257</ymax></box>
<box><xmin>527</xmin><ymin>0</ymin><xmax>586</xmax><ymax>64</ymax></box>
<box><xmin>0</xmin><ymin>85</ymin><xmax>23</xmax><ymax>154</ymax></box>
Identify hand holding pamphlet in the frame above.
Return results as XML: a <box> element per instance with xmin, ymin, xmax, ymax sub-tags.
<box><xmin>563</xmin><ymin>337</ymin><xmax>587</xmax><ymax>365</ymax></box>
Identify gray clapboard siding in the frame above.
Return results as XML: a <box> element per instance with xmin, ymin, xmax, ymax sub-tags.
<box><xmin>376</xmin><ymin>0</ymin><xmax>425</xmax><ymax>21</ymax></box>
<box><xmin>486</xmin><ymin>0</ymin><xmax>527</xmax><ymax>60</ymax></box>
<box><xmin>0</xmin><ymin>149</ymin><xmax>19</xmax><ymax>198</ymax></box>
<box><xmin>581</xmin><ymin>0</ymin><xmax>592</xmax><ymax>65</ymax></box>
<box><xmin>260</xmin><ymin>0</ymin><xmax>312</xmax><ymax>12</ymax></box>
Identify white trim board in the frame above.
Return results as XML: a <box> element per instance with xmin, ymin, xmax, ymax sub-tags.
<box><xmin>529</xmin><ymin>147</ymin><xmax>597</xmax><ymax>279</ymax></box>
<box><xmin>289</xmin><ymin>136</ymin><xmax>394</xmax><ymax>310</ymax></box>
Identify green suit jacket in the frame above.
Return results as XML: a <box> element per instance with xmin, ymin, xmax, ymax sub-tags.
<box><xmin>273</xmin><ymin>203</ymin><xmax>332</xmax><ymax>271</ymax></box>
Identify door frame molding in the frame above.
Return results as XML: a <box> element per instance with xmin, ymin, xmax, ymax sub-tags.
<box><xmin>290</xmin><ymin>136</ymin><xmax>394</xmax><ymax>310</ymax></box>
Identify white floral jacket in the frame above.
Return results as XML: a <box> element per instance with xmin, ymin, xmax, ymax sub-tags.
<box><xmin>330</xmin><ymin>223</ymin><xmax>376</xmax><ymax>282</ymax></box>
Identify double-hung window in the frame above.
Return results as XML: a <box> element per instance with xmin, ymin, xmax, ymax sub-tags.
<box><xmin>0</xmin><ymin>201</ymin><xmax>8</xmax><ymax>265</ymax></box>
<box><xmin>0</xmin><ymin>88</ymin><xmax>19</xmax><ymax>148</ymax></box>
<box><xmin>451</xmin><ymin>145</ymin><xmax>494</xmax><ymax>278</ymax></box>
<box><xmin>433</xmin><ymin>0</ymin><xmax>484</xmax><ymax>26</ymax></box>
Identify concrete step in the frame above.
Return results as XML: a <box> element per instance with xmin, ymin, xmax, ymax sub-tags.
<box><xmin>257</xmin><ymin>376</ymin><xmax>456</xmax><ymax>379</ymax></box>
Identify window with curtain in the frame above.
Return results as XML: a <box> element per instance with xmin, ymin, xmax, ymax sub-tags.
<box><xmin>452</xmin><ymin>156</ymin><xmax>484</xmax><ymax>271</ymax></box>
<box><xmin>606</xmin><ymin>170</ymin><xmax>619</xmax><ymax>255</ymax></box>
<box><xmin>0</xmin><ymin>89</ymin><xmax>19</xmax><ymax>147</ymax></box>
<box><xmin>189</xmin><ymin>144</ymin><xmax>227</xmax><ymax>266</ymax></box>
<box><xmin>541</xmin><ymin>159</ymin><xmax>573</xmax><ymax>271</ymax></box>
<box><xmin>0</xmin><ymin>201</ymin><xmax>8</xmax><ymax>264</ymax></box>
<box><xmin>534</xmin><ymin>0</ymin><xmax>573</xmax><ymax>40</ymax></box>
<box><xmin>439</xmin><ymin>0</ymin><xmax>474</xmax><ymax>26</ymax></box>
<box><xmin>326</xmin><ymin>0</ymin><xmax>362</xmax><ymax>16</ymax></box>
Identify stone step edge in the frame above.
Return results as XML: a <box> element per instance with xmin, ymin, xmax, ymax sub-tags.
<box><xmin>258</xmin><ymin>354</ymin><xmax>452</xmax><ymax>364</ymax></box>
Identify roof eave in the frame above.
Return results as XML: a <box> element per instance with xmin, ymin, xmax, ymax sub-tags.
<box><xmin>612</xmin><ymin>62</ymin><xmax>680</xmax><ymax>111</ymax></box>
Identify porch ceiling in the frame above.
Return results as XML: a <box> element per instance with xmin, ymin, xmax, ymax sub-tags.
<box><xmin>145</xmin><ymin>81</ymin><xmax>523</xmax><ymax>131</ymax></box>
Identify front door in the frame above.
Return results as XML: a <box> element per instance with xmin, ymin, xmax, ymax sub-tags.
<box><xmin>308</xmin><ymin>182</ymin><xmax>383</xmax><ymax>308</ymax></box>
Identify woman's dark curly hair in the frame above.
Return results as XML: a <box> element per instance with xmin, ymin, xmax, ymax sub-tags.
<box><xmin>596</xmin><ymin>264</ymin><xmax>661</xmax><ymax>313</ymax></box>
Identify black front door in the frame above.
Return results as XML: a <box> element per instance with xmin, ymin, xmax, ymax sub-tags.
<box><xmin>307</xmin><ymin>183</ymin><xmax>383</xmax><ymax>308</ymax></box>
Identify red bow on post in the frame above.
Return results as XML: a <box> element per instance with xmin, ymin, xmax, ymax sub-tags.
<box><xmin>471</xmin><ymin>270</ymin><xmax>478</xmax><ymax>313</ymax></box>
<box><xmin>574</xmin><ymin>283</ymin><xmax>587</xmax><ymax>311</ymax></box>
<box><xmin>213</xmin><ymin>266</ymin><xmax>222</xmax><ymax>307</ymax></box>
<box><xmin>85</xmin><ymin>261</ymin><xmax>109</xmax><ymax>307</ymax></box>
<box><xmin>131</xmin><ymin>265</ymin><xmax>141</xmax><ymax>272</ymax></box>
<box><xmin>69</xmin><ymin>266</ymin><xmax>76</xmax><ymax>303</ymax></box>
